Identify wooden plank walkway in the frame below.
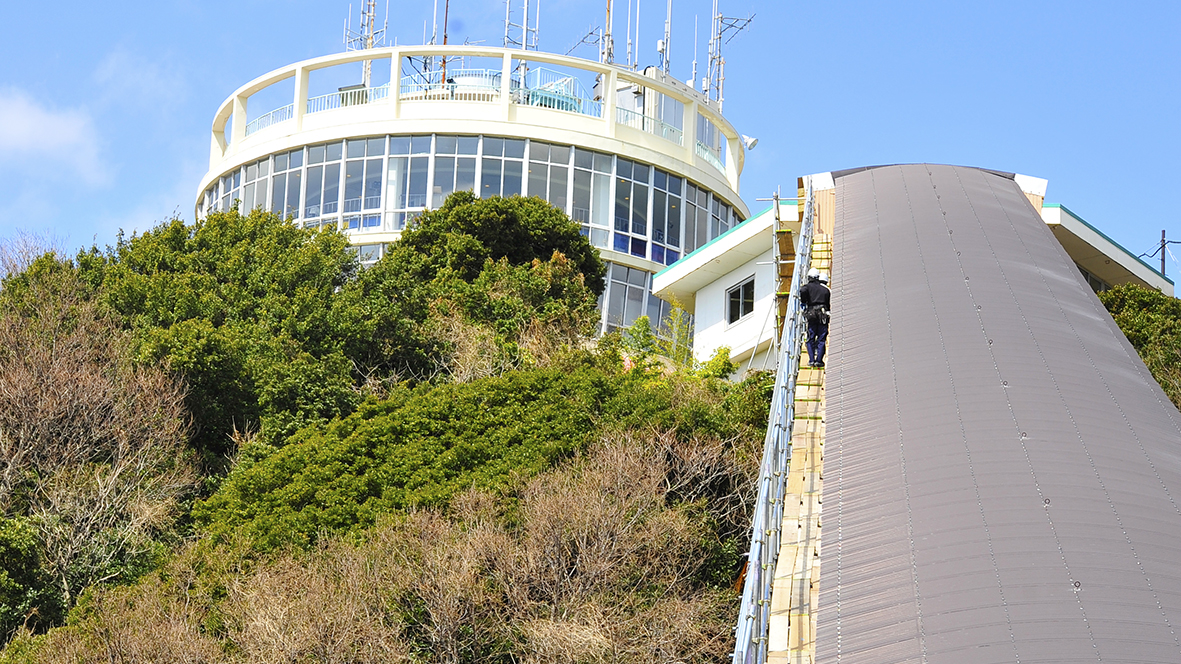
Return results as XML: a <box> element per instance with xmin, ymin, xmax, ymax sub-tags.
<box><xmin>767</xmin><ymin>234</ymin><xmax>829</xmax><ymax>664</ymax></box>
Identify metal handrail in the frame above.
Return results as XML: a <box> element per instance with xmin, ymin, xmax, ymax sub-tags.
<box><xmin>244</xmin><ymin>104</ymin><xmax>294</xmax><ymax>137</ymax></box>
<box><xmin>616</xmin><ymin>107</ymin><xmax>684</xmax><ymax>145</ymax></box>
<box><xmin>307</xmin><ymin>84</ymin><xmax>391</xmax><ymax>114</ymax></box>
<box><xmin>731</xmin><ymin>178</ymin><xmax>816</xmax><ymax>664</ymax></box>
<box><xmin>696</xmin><ymin>140</ymin><xmax>726</xmax><ymax>175</ymax></box>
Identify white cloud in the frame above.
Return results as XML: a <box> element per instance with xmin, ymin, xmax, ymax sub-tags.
<box><xmin>0</xmin><ymin>89</ymin><xmax>108</xmax><ymax>186</ymax></box>
<box><xmin>93</xmin><ymin>47</ymin><xmax>188</xmax><ymax>113</ymax></box>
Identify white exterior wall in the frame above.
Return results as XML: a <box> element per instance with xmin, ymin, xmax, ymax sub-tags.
<box><xmin>692</xmin><ymin>247</ymin><xmax>778</xmax><ymax>365</ymax></box>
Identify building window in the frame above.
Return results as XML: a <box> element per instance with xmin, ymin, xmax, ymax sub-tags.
<box><xmin>613</xmin><ymin>158</ymin><xmax>650</xmax><ymax>259</ymax></box>
<box><xmin>269</xmin><ymin>148</ymin><xmax>304</xmax><ymax>219</ymax></box>
<box><xmin>727</xmin><ymin>277</ymin><xmax>755</xmax><ymax>324</ymax></box>
<box><xmin>1077</xmin><ymin>264</ymin><xmax>1111</xmax><ymax>293</ymax></box>
<box><xmin>572</xmin><ymin>147</ymin><xmax>613</xmax><ymax>248</ymax></box>
<box><xmin>432</xmin><ymin>135</ymin><xmax>478</xmax><ymax>207</ymax></box>
<box><xmin>526</xmin><ymin>141</ymin><xmax>571</xmax><ymax>211</ymax></box>
<box><xmin>303</xmin><ymin>141</ymin><xmax>342</xmax><ymax>226</ymax></box>
<box><xmin>479</xmin><ymin>137</ymin><xmax>525</xmax><ymax>198</ymax></box>
<box><xmin>387</xmin><ymin>135</ymin><xmax>430</xmax><ymax>229</ymax></box>
<box><xmin>651</xmin><ymin>169</ymin><xmax>682</xmax><ymax>265</ymax></box>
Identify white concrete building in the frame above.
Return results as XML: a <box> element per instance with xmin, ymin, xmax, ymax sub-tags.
<box><xmin>196</xmin><ymin>45</ymin><xmax>752</xmax><ymax>333</ymax></box>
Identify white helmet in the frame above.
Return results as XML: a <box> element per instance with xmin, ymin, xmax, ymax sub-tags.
<box><xmin>819</xmin><ymin>271</ymin><xmax>829</xmax><ymax>284</ymax></box>
<box><xmin>807</xmin><ymin>267</ymin><xmax>820</xmax><ymax>281</ymax></box>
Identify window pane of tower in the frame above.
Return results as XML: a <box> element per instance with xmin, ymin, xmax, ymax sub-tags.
<box><xmin>456</xmin><ymin>157</ymin><xmax>476</xmax><ymax>193</ymax></box>
<box><xmin>624</xmin><ymin>283</ymin><xmax>644</xmax><ymax>326</ymax></box>
<box><xmin>285</xmin><ymin>169</ymin><xmax>301</xmax><ymax>218</ymax></box>
<box><xmin>344</xmin><ymin>161</ymin><xmax>364</xmax><ymax>212</ymax></box>
<box><xmin>504</xmin><ymin>138</ymin><xmax>525</xmax><ymax>159</ymax></box>
<box><xmin>364</xmin><ymin>158</ymin><xmax>383</xmax><ymax>210</ymax></box>
<box><xmin>615</xmin><ymin>179</ymin><xmax>630</xmax><ymax>232</ymax></box>
<box><xmin>631</xmin><ymin>184</ymin><xmax>647</xmax><ymax>236</ymax></box>
<box><xmin>666</xmin><ymin>194</ymin><xmax>680</xmax><ymax>247</ymax></box>
<box><xmin>652</xmin><ymin>190</ymin><xmax>666</xmax><ymax>243</ymax></box>
<box><xmin>548</xmin><ymin>166</ymin><xmax>568</xmax><ymax>210</ymax></box>
<box><xmin>271</xmin><ymin>173</ymin><xmax>286</xmax><ymax>214</ymax></box>
<box><xmin>503</xmin><ymin>161</ymin><xmax>522</xmax><ymax>197</ymax></box>
<box><xmin>242</xmin><ymin>183</ymin><xmax>255</xmax><ymax>212</ymax></box>
<box><xmin>573</xmin><ymin>169</ymin><xmax>591</xmax><ymax>225</ymax></box>
<box><xmin>481</xmin><ymin>158</ymin><xmax>502</xmax><ymax>197</ymax></box>
<box><xmin>457</xmin><ymin>136</ymin><xmax>478</xmax><ymax>155</ymax></box>
<box><xmin>305</xmin><ymin>166</ymin><xmax>323</xmax><ymax>217</ymax></box>
<box><xmin>528</xmin><ymin>161</ymin><xmax>547</xmax><ymax>199</ymax></box>
<box><xmin>323</xmin><ymin>163</ymin><xmax>340</xmax><ymax>214</ymax></box>
<box><xmin>388</xmin><ymin>157</ymin><xmax>408</xmax><ymax>209</ymax></box>
<box><xmin>434</xmin><ymin>156</ymin><xmax>456</xmax><ymax>207</ymax></box>
<box><xmin>408</xmin><ymin>157</ymin><xmax>428</xmax><ymax>208</ymax></box>
<box><xmin>591</xmin><ymin>173</ymin><xmax>610</xmax><ymax>229</ymax></box>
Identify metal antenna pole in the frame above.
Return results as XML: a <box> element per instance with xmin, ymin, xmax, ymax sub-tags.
<box><xmin>661</xmin><ymin>0</ymin><xmax>672</xmax><ymax>73</ymax></box>
<box><xmin>635</xmin><ymin>0</ymin><xmax>641</xmax><ymax>70</ymax></box>
<box><xmin>603</xmin><ymin>0</ymin><xmax>614</xmax><ymax>63</ymax></box>
<box><xmin>625</xmin><ymin>0</ymin><xmax>633</xmax><ymax>68</ymax></box>
<box><xmin>691</xmin><ymin>14</ymin><xmax>698</xmax><ymax>91</ymax></box>
<box><xmin>504</xmin><ymin>0</ymin><xmax>512</xmax><ymax>47</ymax></box>
<box><xmin>1164</xmin><ymin>230</ymin><xmax>1167</xmax><ymax>277</ymax></box>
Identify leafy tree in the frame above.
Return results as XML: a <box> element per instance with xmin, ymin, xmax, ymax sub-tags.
<box><xmin>1099</xmin><ymin>283</ymin><xmax>1181</xmax><ymax>408</ymax></box>
<box><xmin>193</xmin><ymin>368</ymin><xmax>614</xmax><ymax>550</ymax></box>
<box><xmin>388</xmin><ymin>191</ymin><xmax>605</xmax><ymax>296</ymax></box>
<box><xmin>75</xmin><ymin>209</ymin><xmax>365</xmax><ymax>459</ymax></box>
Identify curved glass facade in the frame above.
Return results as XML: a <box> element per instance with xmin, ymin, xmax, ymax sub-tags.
<box><xmin>200</xmin><ymin>132</ymin><xmax>745</xmax><ymax>332</ymax></box>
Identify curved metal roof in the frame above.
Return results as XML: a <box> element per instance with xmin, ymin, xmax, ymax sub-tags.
<box><xmin>819</xmin><ymin>164</ymin><xmax>1181</xmax><ymax>663</ymax></box>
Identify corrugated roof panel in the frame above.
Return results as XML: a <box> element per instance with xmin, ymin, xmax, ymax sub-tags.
<box><xmin>818</xmin><ymin>164</ymin><xmax>1181</xmax><ymax>663</ymax></box>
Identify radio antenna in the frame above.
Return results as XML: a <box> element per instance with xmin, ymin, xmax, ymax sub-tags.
<box><xmin>344</xmin><ymin>0</ymin><xmax>388</xmax><ymax>86</ymax></box>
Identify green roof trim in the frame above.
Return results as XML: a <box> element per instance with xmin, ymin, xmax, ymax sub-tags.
<box><xmin>654</xmin><ymin>203</ymin><xmax>779</xmax><ymax>278</ymax></box>
<box><xmin>1044</xmin><ymin>203</ymin><xmax>1173</xmax><ymax>285</ymax></box>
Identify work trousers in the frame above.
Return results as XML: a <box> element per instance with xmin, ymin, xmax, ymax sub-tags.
<box><xmin>806</xmin><ymin>317</ymin><xmax>828</xmax><ymax>366</ymax></box>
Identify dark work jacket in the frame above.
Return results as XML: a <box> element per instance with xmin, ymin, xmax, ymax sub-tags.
<box><xmin>800</xmin><ymin>280</ymin><xmax>830</xmax><ymax>310</ymax></box>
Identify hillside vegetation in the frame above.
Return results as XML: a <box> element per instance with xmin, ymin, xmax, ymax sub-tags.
<box><xmin>1099</xmin><ymin>283</ymin><xmax>1181</xmax><ymax>409</ymax></box>
<box><xmin>0</xmin><ymin>194</ymin><xmax>769</xmax><ymax>663</ymax></box>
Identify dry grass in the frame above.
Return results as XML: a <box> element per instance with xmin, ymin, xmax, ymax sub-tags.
<box><xmin>14</xmin><ymin>431</ymin><xmax>751</xmax><ymax>663</ymax></box>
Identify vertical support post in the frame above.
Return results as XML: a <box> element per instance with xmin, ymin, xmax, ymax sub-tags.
<box><xmin>1163</xmin><ymin>230</ymin><xmax>1167</xmax><ymax>278</ymax></box>
<box><xmin>725</xmin><ymin>133</ymin><xmax>740</xmax><ymax>193</ymax></box>
<box><xmin>500</xmin><ymin>51</ymin><xmax>513</xmax><ymax>120</ymax></box>
<box><xmin>685</xmin><ymin>101</ymin><xmax>698</xmax><ymax>165</ymax></box>
<box><xmin>293</xmin><ymin>66</ymin><xmax>309</xmax><ymax>132</ymax></box>
<box><xmin>604</xmin><ymin>67</ymin><xmax>619</xmax><ymax>138</ymax></box>
<box><xmin>391</xmin><ymin>50</ymin><xmax>402</xmax><ymax>118</ymax></box>
<box><xmin>230</xmin><ymin>95</ymin><xmax>247</xmax><ymax>153</ymax></box>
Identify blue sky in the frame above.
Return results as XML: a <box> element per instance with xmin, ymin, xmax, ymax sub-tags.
<box><xmin>2</xmin><ymin>1</ymin><xmax>1179</xmax><ymax>273</ymax></box>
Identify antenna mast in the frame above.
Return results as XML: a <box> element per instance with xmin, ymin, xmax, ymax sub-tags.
<box><xmin>344</xmin><ymin>0</ymin><xmax>388</xmax><ymax>87</ymax></box>
<box><xmin>705</xmin><ymin>0</ymin><xmax>752</xmax><ymax>110</ymax></box>
<box><xmin>658</xmin><ymin>0</ymin><xmax>672</xmax><ymax>74</ymax></box>
<box><xmin>503</xmin><ymin>0</ymin><xmax>539</xmax><ymax>51</ymax></box>
<box><xmin>602</xmin><ymin>0</ymin><xmax>614</xmax><ymax>63</ymax></box>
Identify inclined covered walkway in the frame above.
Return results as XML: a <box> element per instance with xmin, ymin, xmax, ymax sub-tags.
<box><xmin>811</xmin><ymin>164</ymin><xmax>1181</xmax><ymax>663</ymax></box>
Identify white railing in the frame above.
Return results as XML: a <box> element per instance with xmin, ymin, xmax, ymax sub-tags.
<box><xmin>616</xmin><ymin>107</ymin><xmax>684</xmax><ymax>145</ymax></box>
<box><xmin>306</xmin><ymin>84</ymin><xmax>390</xmax><ymax>114</ymax></box>
<box><xmin>516</xmin><ymin>67</ymin><xmax>603</xmax><ymax>118</ymax></box>
<box><xmin>244</xmin><ymin>104</ymin><xmax>294</xmax><ymax>136</ymax></box>
<box><xmin>400</xmin><ymin>68</ymin><xmax>502</xmax><ymax>102</ymax></box>
<box><xmin>696</xmin><ymin>140</ymin><xmax>726</xmax><ymax>175</ymax></box>
<box><xmin>731</xmin><ymin>181</ymin><xmax>816</xmax><ymax>664</ymax></box>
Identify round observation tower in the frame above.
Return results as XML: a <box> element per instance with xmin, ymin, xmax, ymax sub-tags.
<box><xmin>196</xmin><ymin>45</ymin><xmax>750</xmax><ymax>333</ymax></box>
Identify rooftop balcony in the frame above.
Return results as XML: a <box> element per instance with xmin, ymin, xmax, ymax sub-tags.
<box><xmin>205</xmin><ymin>45</ymin><xmax>744</xmax><ymax>197</ymax></box>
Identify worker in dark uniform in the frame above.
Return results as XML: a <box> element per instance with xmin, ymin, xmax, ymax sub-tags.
<box><xmin>800</xmin><ymin>268</ymin><xmax>831</xmax><ymax>368</ymax></box>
